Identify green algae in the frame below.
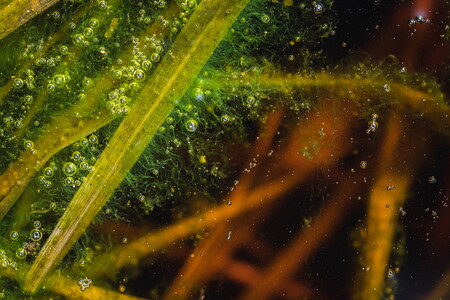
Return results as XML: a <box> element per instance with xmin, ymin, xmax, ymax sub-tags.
<box><xmin>0</xmin><ymin>0</ymin><xmax>447</xmax><ymax>298</ymax></box>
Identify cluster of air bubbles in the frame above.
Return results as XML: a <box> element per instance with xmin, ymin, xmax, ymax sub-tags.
<box><xmin>177</xmin><ymin>0</ymin><xmax>197</xmax><ymax>12</ymax></box>
<box><xmin>9</xmin><ymin>222</ymin><xmax>43</xmax><ymax>259</ymax></box>
<box><xmin>408</xmin><ymin>15</ymin><xmax>430</xmax><ymax>27</ymax></box>
<box><xmin>137</xmin><ymin>8</ymin><xmax>152</xmax><ymax>24</ymax></box>
<box><xmin>71</xmin><ymin>17</ymin><xmax>101</xmax><ymax>48</ymax></box>
<box><xmin>37</xmin><ymin>162</ymin><xmax>58</xmax><ymax>189</ymax></box>
<box><xmin>12</xmin><ymin>69</ymin><xmax>37</xmax><ymax>90</ymax></box>
<box><xmin>37</xmin><ymin>136</ymin><xmax>98</xmax><ymax>189</ymax></box>
<box><xmin>105</xmin><ymin>88</ymin><xmax>131</xmax><ymax>115</ymax></box>
<box><xmin>21</xmin><ymin>41</ymin><xmax>43</xmax><ymax>59</ymax></box>
<box><xmin>243</xmin><ymin>94</ymin><xmax>260</xmax><ymax>109</ymax></box>
<box><xmin>192</xmin><ymin>87</ymin><xmax>211</xmax><ymax>101</ymax></box>
<box><xmin>0</xmin><ymin>249</ymin><xmax>16</xmax><ymax>270</ymax></box>
<box><xmin>78</xmin><ymin>277</ymin><xmax>93</xmax><ymax>292</ymax></box>
<box><xmin>366</xmin><ymin>113</ymin><xmax>379</xmax><ymax>134</ymax></box>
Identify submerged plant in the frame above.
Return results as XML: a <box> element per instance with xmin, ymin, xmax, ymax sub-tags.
<box><xmin>0</xmin><ymin>0</ymin><xmax>448</xmax><ymax>299</ymax></box>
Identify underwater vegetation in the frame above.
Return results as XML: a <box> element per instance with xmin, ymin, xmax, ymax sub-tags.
<box><xmin>0</xmin><ymin>0</ymin><xmax>449</xmax><ymax>299</ymax></box>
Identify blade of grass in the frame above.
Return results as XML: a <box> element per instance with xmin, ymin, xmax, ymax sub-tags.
<box><xmin>0</xmin><ymin>0</ymin><xmax>61</xmax><ymax>41</ymax></box>
<box><xmin>354</xmin><ymin>113</ymin><xmax>423</xmax><ymax>300</ymax></box>
<box><xmin>23</xmin><ymin>0</ymin><xmax>251</xmax><ymax>294</ymax></box>
<box><xmin>0</xmin><ymin>268</ymin><xmax>147</xmax><ymax>299</ymax></box>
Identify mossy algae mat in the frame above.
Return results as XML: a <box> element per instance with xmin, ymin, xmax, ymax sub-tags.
<box><xmin>0</xmin><ymin>0</ymin><xmax>448</xmax><ymax>298</ymax></box>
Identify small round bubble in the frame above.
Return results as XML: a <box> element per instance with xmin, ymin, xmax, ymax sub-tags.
<box><xmin>64</xmin><ymin>177</ymin><xmax>74</xmax><ymax>186</ymax></box>
<box><xmin>44</xmin><ymin>167</ymin><xmax>54</xmax><ymax>177</ymax></box>
<box><xmin>133</xmin><ymin>69</ymin><xmax>146</xmax><ymax>82</ymax></box>
<box><xmin>185</xmin><ymin>119</ymin><xmax>198</xmax><ymax>132</ymax></box>
<box><xmin>24</xmin><ymin>140</ymin><xmax>34</xmax><ymax>149</ymax></box>
<box><xmin>150</xmin><ymin>53</ymin><xmax>160</xmax><ymax>62</ymax></box>
<box><xmin>89</xmin><ymin>18</ymin><xmax>99</xmax><ymax>28</ymax></box>
<box><xmin>261</xmin><ymin>14</ymin><xmax>270</xmax><ymax>23</ymax></box>
<box><xmin>83</xmin><ymin>27</ymin><xmax>94</xmax><ymax>37</ymax></box>
<box><xmin>10</xmin><ymin>231</ymin><xmax>19</xmax><ymax>240</ymax></box>
<box><xmin>313</xmin><ymin>3</ymin><xmax>324</xmax><ymax>14</ymax></box>
<box><xmin>13</xmin><ymin>78</ymin><xmax>24</xmax><ymax>88</ymax></box>
<box><xmin>33</xmin><ymin>220</ymin><xmax>41</xmax><ymax>228</ymax></box>
<box><xmin>16</xmin><ymin>248</ymin><xmax>27</xmax><ymax>259</ymax></box>
<box><xmin>30</xmin><ymin>229</ymin><xmax>43</xmax><ymax>241</ymax></box>
<box><xmin>73</xmin><ymin>34</ymin><xmax>85</xmax><ymax>46</ymax></box>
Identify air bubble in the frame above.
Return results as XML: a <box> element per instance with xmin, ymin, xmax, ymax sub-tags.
<box><xmin>52</xmin><ymin>11</ymin><xmax>60</xmax><ymax>19</ymax></box>
<box><xmin>44</xmin><ymin>167</ymin><xmax>54</xmax><ymax>177</ymax></box>
<box><xmin>14</xmin><ymin>120</ymin><xmax>23</xmax><ymax>128</ymax></box>
<box><xmin>63</xmin><ymin>162</ymin><xmax>78</xmax><ymax>176</ymax></box>
<box><xmin>150</xmin><ymin>53</ymin><xmax>160</xmax><ymax>62</ymax></box>
<box><xmin>112</xmin><ymin>70</ymin><xmax>122</xmax><ymax>79</ymax></box>
<box><xmin>53</xmin><ymin>74</ymin><xmax>66</xmax><ymax>86</ymax></box>
<box><xmin>15</xmin><ymin>248</ymin><xmax>27</xmax><ymax>259</ymax></box>
<box><xmin>64</xmin><ymin>177</ymin><xmax>74</xmax><ymax>186</ymax></box>
<box><xmin>44</xmin><ymin>181</ymin><xmax>53</xmax><ymax>188</ymax></box>
<box><xmin>89</xmin><ymin>18</ymin><xmax>100</xmax><ymax>28</ymax></box>
<box><xmin>221</xmin><ymin>115</ymin><xmax>231</xmax><ymax>124</ymax></box>
<box><xmin>24</xmin><ymin>140</ymin><xmax>34</xmax><ymax>149</ymax></box>
<box><xmin>83</xmin><ymin>27</ymin><xmax>94</xmax><ymax>37</ymax></box>
<box><xmin>30</xmin><ymin>229</ymin><xmax>43</xmax><ymax>241</ymax></box>
<box><xmin>359</xmin><ymin>161</ymin><xmax>367</xmax><ymax>169</ymax></box>
<box><xmin>10</xmin><ymin>231</ymin><xmax>19</xmax><ymax>240</ymax></box>
<box><xmin>313</xmin><ymin>3</ymin><xmax>324</xmax><ymax>14</ymax></box>
<box><xmin>73</xmin><ymin>34</ymin><xmax>85</xmax><ymax>46</ymax></box>
<box><xmin>192</xmin><ymin>88</ymin><xmax>205</xmax><ymax>101</ymax></box>
<box><xmin>80</xmin><ymin>138</ymin><xmax>89</xmax><ymax>147</ymax></box>
<box><xmin>133</xmin><ymin>69</ymin><xmax>146</xmax><ymax>82</ymax></box>
<box><xmin>142</xmin><ymin>60</ymin><xmax>152</xmax><ymax>70</ymax></box>
<box><xmin>89</xmin><ymin>134</ymin><xmax>98</xmax><ymax>144</ymax></box>
<box><xmin>47</xmin><ymin>83</ymin><xmax>56</xmax><ymax>92</ymax></box>
<box><xmin>13</xmin><ymin>78</ymin><xmax>24</xmax><ymax>89</ymax></box>
<box><xmin>98</xmin><ymin>1</ymin><xmax>108</xmax><ymax>10</ymax></box>
<box><xmin>185</xmin><ymin>119</ymin><xmax>198</xmax><ymax>132</ymax></box>
<box><xmin>80</xmin><ymin>162</ymin><xmax>89</xmax><ymax>170</ymax></box>
<box><xmin>261</xmin><ymin>14</ymin><xmax>270</xmax><ymax>23</ymax></box>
